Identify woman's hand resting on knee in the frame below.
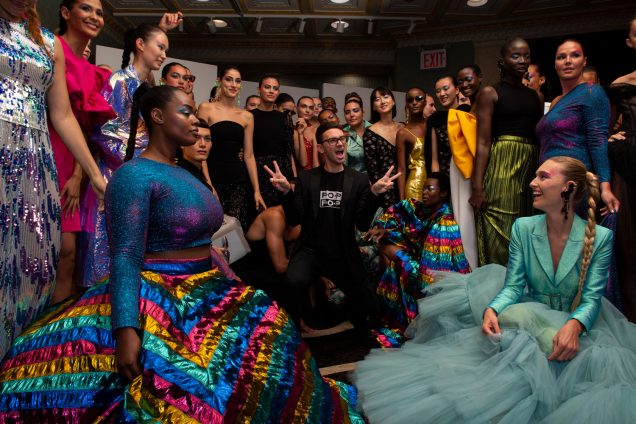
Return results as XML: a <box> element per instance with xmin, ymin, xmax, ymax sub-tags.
<box><xmin>548</xmin><ymin>319</ymin><xmax>584</xmax><ymax>361</ymax></box>
<box><xmin>115</xmin><ymin>327</ymin><xmax>143</xmax><ymax>380</ymax></box>
<box><xmin>482</xmin><ymin>307</ymin><xmax>501</xmax><ymax>337</ymax></box>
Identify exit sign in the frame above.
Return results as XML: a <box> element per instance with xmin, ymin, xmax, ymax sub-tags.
<box><xmin>420</xmin><ymin>49</ymin><xmax>447</xmax><ymax>70</ymax></box>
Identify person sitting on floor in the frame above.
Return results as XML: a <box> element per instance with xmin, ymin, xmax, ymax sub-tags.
<box><xmin>371</xmin><ymin>172</ymin><xmax>471</xmax><ymax>347</ymax></box>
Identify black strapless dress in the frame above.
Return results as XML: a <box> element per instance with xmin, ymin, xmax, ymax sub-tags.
<box><xmin>207</xmin><ymin>120</ymin><xmax>254</xmax><ymax>230</ymax></box>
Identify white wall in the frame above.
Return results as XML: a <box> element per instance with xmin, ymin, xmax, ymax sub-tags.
<box><xmin>322</xmin><ymin>83</ymin><xmax>406</xmax><ymax>124</ymax></box>
<box><xmin>96</xmin><ymin>45</ymin><xmax>217</xmax><ymax>106</ymax></box>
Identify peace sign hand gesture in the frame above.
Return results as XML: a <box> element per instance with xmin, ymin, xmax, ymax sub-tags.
<box><xmin>264</xmin><ymin>161</ymin><xmax>291</xmax><ymax>194</ymax></box>
<box><xmin>371</xmin><ymin>165</ymin><xmax>401</xmax><ymax>196</ymax></box>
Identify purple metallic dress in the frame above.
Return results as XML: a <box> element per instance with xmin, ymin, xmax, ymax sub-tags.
<box><xmin>0</xmin><ymin>20</ymin><xmax>57</xmax><ymax>358</ymax></box>
<box><xmin>79</xmin><ymin>65</ymin><xmax>149</xmax><ymax>287</ymax></box>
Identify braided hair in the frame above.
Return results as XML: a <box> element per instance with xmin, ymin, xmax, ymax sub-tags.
<box><xmin>547</xmin><ymin>156</ymin><xmax>600</xmax><ymax>312</ymax></box>
<box><xmin>124</xmin><ymin>84</ymin><xmax>180</xmax><ymax>161</ymax></box>
<box><xmin>121</xmin><ymin>23</ymin><xmax>163</xmax><ymax>70</ymax></box>
<box><xmin>25</xmin><ymin>6</ymin><xmax>50</xmax><ymax>56</ymax></box>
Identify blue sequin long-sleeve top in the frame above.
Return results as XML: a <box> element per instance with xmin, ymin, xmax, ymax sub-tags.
<box><xmin>536</xmin><ymin>83</ymin><xmax>611</xmax><ymax>182</ymax></box>
<box><xmin>105</xmin><ymin>158</ymin><xmax>224</xmax><ymax>330</ymax></box>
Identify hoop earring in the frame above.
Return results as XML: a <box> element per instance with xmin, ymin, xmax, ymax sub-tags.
<box><xmin>560</xmin><ymin>183</ymin><xmax>575</xmax><ymax>220</ymax></box>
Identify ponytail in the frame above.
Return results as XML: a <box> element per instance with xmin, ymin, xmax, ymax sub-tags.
<box><xmin>121</xmin><ymin>23</ymin><xmax>164</xmax><ymax>70</ymax></box>
<box><xmin>58</xmin><ymin>0</ymin><xmax>76</xmax><ymax>36</ymax></box>
<box><xmin>121</xmin><ymin>28</ymin><xmax>135</xmax><ymax>69</ymax></box>
<box><xmin>125</xmin><ymin>83</ymin><xmax>150</xmax><ymax>162</ymax></box>
<box><xmin>125</xmin><ymin>85</ymin><xmax>179</xmax><ymax>162</ymax></box>
<box><xmin>571</xmin><ymin>171</ymin><xmax>599</xmax><ymax>311</ymax></box>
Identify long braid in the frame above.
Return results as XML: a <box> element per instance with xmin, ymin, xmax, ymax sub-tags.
<box><xmin>124</xmin><ymin>83</ymin><xmax>150</xmax><ymax>162</ymax></box>
<box><xmin>571</xmin><ymin>171</ymin><xmax>599</xmax><ymax>311</ymax></box>
<box><xmin>25</xmin><ymin>7</ymin><xmax>50</xmax><ymax>56</ymax></box>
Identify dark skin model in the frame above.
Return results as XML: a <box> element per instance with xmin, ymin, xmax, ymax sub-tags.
<box><xmin>469</xmin><ymin>40</ymin><xmax>531</xmax><ymax>211</ymax></box>
<box><xmin>115</xmin><ymin>90</ymin><xmax>202</xmax><ymax>381</ymax></box>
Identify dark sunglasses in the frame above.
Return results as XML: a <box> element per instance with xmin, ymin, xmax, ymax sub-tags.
<box><xmin>406</xmin><ymin>95</ymin><xmax>425</xmax><ymax>103</ymax></box>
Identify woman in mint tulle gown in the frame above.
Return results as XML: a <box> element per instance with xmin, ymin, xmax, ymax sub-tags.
<box><xmin>355</xmin><ymin>156</ymin><xmax>636</xmax><ymax>424</ymax></box>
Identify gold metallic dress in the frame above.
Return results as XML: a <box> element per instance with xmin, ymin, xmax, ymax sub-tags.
<box><xmin>404</xmin><ymin>129</ymin><xmax>426</xmax><ymax>200</ymax></box>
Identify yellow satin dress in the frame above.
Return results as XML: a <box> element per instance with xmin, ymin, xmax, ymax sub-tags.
<box><xmin>404</xmin><ymin>129</ymin><xmax>426</xmax><ymax>200</ymax></box>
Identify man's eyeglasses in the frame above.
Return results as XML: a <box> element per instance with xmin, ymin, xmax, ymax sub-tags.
<box><xmin>406</xmin><ymin>95</ymin><xmax>425</xmax><ymax>103</ymax></box>
<box><xmin>320</xmin><ymin>135</ymin><xmax>348</xmax><ymax>145</ymax></box>
<box><xmin>422</xmin><ymin>185</ymin><xmax>439</xmax><ymax>192</ymax></box>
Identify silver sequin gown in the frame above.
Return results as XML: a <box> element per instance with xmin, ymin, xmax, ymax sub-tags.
<box><xmin>0</xmin><ymin>20</ymin><xmax>58</xmax><ymax>358</ymax></box>
<box><xmin>78</xmin><ymin>65</ymin><xmax>149</xmax><ymax>287</ymax></box>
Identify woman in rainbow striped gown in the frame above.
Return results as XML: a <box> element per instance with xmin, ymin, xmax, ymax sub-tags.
<box><xmin>372</xmin><ymin>172</ymin><xmax>471</xmax><ymax>347</ymax></box>
<box><xmin>0</xmin><ymin>85</ymin><xmax>363</xmax><ymax>423</ymax></box>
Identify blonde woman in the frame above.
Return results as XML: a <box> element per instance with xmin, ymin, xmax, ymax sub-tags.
<box><xmin>357</xmin><ymin>157</ymin><xmax>636</xmax><ymax>423</ymax></box>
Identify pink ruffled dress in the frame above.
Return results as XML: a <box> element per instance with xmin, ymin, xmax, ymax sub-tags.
<box><xmin>48</xmin><ymin>36</ymin><xmax>115</xmax><ymax>232</ymax></box>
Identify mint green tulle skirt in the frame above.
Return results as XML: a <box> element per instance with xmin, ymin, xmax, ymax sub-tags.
<box><xmin>355</xmin><ymin>265</ymin><xmax>636</xmax><ymax>423</ymax></box>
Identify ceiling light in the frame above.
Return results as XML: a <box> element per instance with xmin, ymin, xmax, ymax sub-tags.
<box><xmin>207</xmin><ymin>19</ymin><xmax>216</xmax><ymax>34</ymax></box>
<box><xmin>331</xmin><ymin>20</ymin><xmax>349</xmax><ymax>33</ymax></box>
<box><xmin>329</xmin><ymin>0</ymin><xmax>350</xmax><ymax>3</ymax></box>
<box><xmin>255</xmin><ymin>18</ymin><xmax>263</xmax><ymax>33</ymax></box>
<box><xmin>298</xmin><ymin>19</ymin><xmax>306</xmax><ymax>33</ymax></box>
<box><xmin>467</xmin><ymin>0</ymin><xmax>488</xmax><ymax>6</ymax></box>
<box><xmin>213</xmin><ymin>19</ymin><xmax>227</xmax><ymax>28</ymax></box>
<box><xmin>367</xmin><ymin>20</ymin><xmax>374</xmax><ymax>35</ymax></box>
<box><xmin>407</xmin><ymin>21</ymin><xmax>416</xmax><ymax>34</ymax></box>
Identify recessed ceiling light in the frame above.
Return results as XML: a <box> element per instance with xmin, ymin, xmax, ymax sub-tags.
<box><xmin>213</xmin><ymin>19</ymin><xmax>227</xmax><ymax>28</ymax></box>
<box><xmin>467</xmin><ymin>0</ymin><xmax>488</xmax><ymax>6</ymax></box>
<box><xmin>330</xmin><ymin>0</ymin><xmax>350</xmax><ymax>4</ymax></box>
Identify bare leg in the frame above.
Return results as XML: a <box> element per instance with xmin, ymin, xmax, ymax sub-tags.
<box><xmin>51</xmin><ymin>232</ymin><xmax>78</xmax><ymax>304</ymax></box>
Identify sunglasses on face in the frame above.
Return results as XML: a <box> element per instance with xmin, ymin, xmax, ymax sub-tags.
<box><xmin>406</xmin><ymin>95</ymin><xmax>425</xmax><ymax>103</ymax></box>
<box><xmin>320</xmin><ymin>135</ymin><xmax>348</xmax><ymax>145</ymax></box>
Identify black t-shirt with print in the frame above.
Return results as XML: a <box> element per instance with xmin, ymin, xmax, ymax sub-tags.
<box><xmin>308</xmin><ymin>168</ymin><xmax>344</xmax><ymax>259</ymax></box>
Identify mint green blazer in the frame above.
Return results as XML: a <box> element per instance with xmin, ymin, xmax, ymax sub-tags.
<box><xmin>488</xmin><ymin>214</ymin><xmax>613</xmax><ymax>331</ymax></box>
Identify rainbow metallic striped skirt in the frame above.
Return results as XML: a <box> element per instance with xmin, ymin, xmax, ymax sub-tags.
<box><xmin>0</xmin><ymin>258</ymin><xmax>363</xmax><ymax>423</ymax></box>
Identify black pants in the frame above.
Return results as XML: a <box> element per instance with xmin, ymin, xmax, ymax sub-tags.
<box><xmin>283</xmin><ymin>246</ymin><xmax>380</xmax><ymax>331</ymax></box>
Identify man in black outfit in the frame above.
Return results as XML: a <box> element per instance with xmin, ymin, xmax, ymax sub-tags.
<box><xmin>265</xmin><ymin>122</ymin><xmax>400</xmax><ymax>335</ymax></box>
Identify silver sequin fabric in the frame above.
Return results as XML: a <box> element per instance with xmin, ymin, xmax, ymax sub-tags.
<box><xmin>0</xmin><ymin>19</ymin><xmax>57</xmax><ymax>358</ymax></box>
<box><xmin>78</xmin><ymin>65</ymin><xmax>149</xmax><ymax>287</ymax></box>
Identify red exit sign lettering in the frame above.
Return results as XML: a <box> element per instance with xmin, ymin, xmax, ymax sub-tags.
<box><xmin>420</xmin><ymin>49</ymin><xmax>447</xmax><ymax>70</ymax></box>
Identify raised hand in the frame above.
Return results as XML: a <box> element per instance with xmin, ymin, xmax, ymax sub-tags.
<box><xmin>371</xmin><ymin>165</ymin><xmax>401</xmax><ymax>196</ymax></box>
<box><xmin>264</xmin><ymin>161</ymin><xmax>291</xmax><ymax>194</ymax></box>
<box><xmin>158</xmin><ymin>12</ymin><xmax>184</xmax><ymax>32</ymax></box>
<box><xmin>296</xmin><ymin>117</ymin><xmax>308</xmax><ymax>134</ymax></box>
